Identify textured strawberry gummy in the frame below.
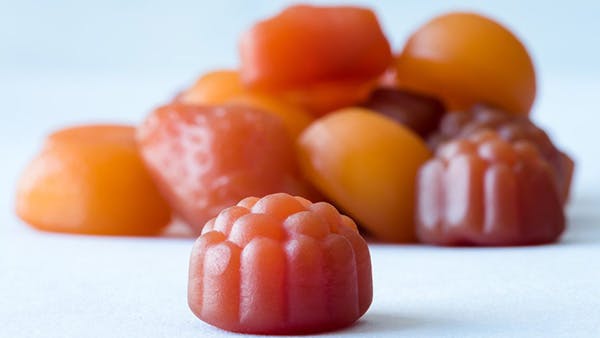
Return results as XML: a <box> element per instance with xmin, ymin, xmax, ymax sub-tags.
<box><xmin>417</xmin><ymin>131</ymin><xmax>565</xmax><ymax>246</ymax></box>
<box><xmin>188</xmin><ymin>193</ymin><xmax>372</xmax><ymax>334</ymax></box>
<box><xmin>137</xmin><ymin>103</ymin><xmax>316</xmax><ymax>235</ymax></box>
<box><xmin>429</xmin><ymin>105</ymin><xmax>574</xmax><ymax>203</ymax></box>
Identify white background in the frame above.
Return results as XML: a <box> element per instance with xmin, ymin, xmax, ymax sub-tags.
<box><xmin>1</xmin><ymin>1</ymin><xmax>599</xmax><ymax>337</ymax></box>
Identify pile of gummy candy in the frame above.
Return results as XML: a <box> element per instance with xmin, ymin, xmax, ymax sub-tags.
<box><xmin>15</xmin><ymin>4</ymin><xmax>573</xmax><ymax>334</ymax></box>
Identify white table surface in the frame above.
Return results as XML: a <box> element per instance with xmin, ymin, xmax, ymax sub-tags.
<box><xmin>1</xmin><ymin>1</ymin><xmax>600</xmax><ymax>337</ymax></box>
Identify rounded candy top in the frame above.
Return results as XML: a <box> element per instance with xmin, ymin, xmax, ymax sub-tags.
<box><xmin>396</xmin><ymin>12</ymin><xmax>536</xmax><ymax>115</ymax></box>
<box><xmin>189</xmin><ymin>193</ymin><xmax>372</xmax><ymax>334</ymax></box>
<box><xmin>430</xmin><ymin>105</ymin><xmax>574</xmax><ymax>203</ymax></box>
<box><xmin>417</xmin><ymin>131</ymin><xmax>565</xmax><ymax>246</ymax></box>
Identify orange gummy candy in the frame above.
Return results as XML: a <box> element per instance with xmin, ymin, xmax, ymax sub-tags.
<box><xmin>298</xmin><ymin>108</ymin><xmax>432</xmax><ymax>242</ymax></box>
<box><xmin>15</xmin><ymin>125</ymin><xmax>172</xmax><ymax>236</ymax></box>
<box><xmin>396</xmin><ymin>12</ymin><xmax>536</xmax><ymax>115</ymax></box>
<box><xmin>188</xmin><ymin>193</ymin><xmax>372</xmax><ymax>334</ymax></box>
<box><xmin>239</xmin><ymin>4</ymin><xmax>391</xmax><ymax>115</ymax></box>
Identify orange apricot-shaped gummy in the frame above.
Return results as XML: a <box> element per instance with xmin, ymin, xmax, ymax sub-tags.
<box><xmin>298</xmin><ymin>108</ymin><xmax>432</xmax><ymax>242</ymax></box>
<box><xmin>188</xmin><ymin>193</ymin><xmax>372</xmax><ymax>334</ymax></box>
<box><xmin>137</xmin><ymin>103</ymin><xmax>316</xmax><ymax>235</ymax></box>
<box><xmin>396</xmin><ymin>12</ymin><xmax>536</xmax><ymax>115</ymax></box>
<box><xmin>15</xmin><ymin>125</ymin><xmax>172</xmax><ymax>236</ymax></box>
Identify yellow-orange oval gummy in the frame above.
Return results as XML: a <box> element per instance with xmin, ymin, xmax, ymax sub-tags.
<box><xmin>396</xmin><ymin>12</ymin><xmax>536</xmax><ymax>115</ymax></box>
<box><xmin>297</xmin><ymin>108</ymin><xmax>432</xmax><ymax>242</ymax></box>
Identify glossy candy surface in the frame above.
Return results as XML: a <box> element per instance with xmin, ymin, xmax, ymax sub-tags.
<box><xmin>417</xmin><ymin>131</ymin><xmax>565</xmax><ymax>246</ymax></box>
<box><xmin>15</xmin><ymin>125</ymin><xmax>172</xmax><ymax>236</ymax></box>
<box><xmin>188</xmin><ymin>193</ymin><xmax>372</xmax><ymax>334</ymax></box>
<box><xmin>396</xmin><ymin>12</ymin><xmax>536</xmax><ymax>115</ymax></box>
<box><xmin>429</xmin><ymin>105</ymin><xmax>574</xmax><ymax>203</ymax></box>
<box><xmin>298</xmin><ymin>108</ymin><xmax>432</xmax><ymax>242</ymax></box>
<box><xmin>361</xmin><ymin>88</ymin><xmax>446</xmax><ymax>137</ymax></box>
<box><xmin>137</xmin><ymin>103</ymin><xmax>314</xmax><ymax>234</ymax></box>
<box><xmin>239</xmin><ymin>4</ymin><xmax>392</xmax><ymax>115</ymax></box>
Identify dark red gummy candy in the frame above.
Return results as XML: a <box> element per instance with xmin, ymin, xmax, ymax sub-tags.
<box><xmin>417</xmin><ymin>130</ymin><xmax>565</xmax><ymax>246</ymax></box>
<box><xmin>429</xmin><ymin>105</ymin><xmax>574</xmax><ymax>203</ymax></box>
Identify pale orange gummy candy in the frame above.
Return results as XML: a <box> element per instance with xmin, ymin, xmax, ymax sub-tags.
<box><xmin>15</xmin><ymin>125</ymin><xmax>172</xmax><ymax>236</ymax></box>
